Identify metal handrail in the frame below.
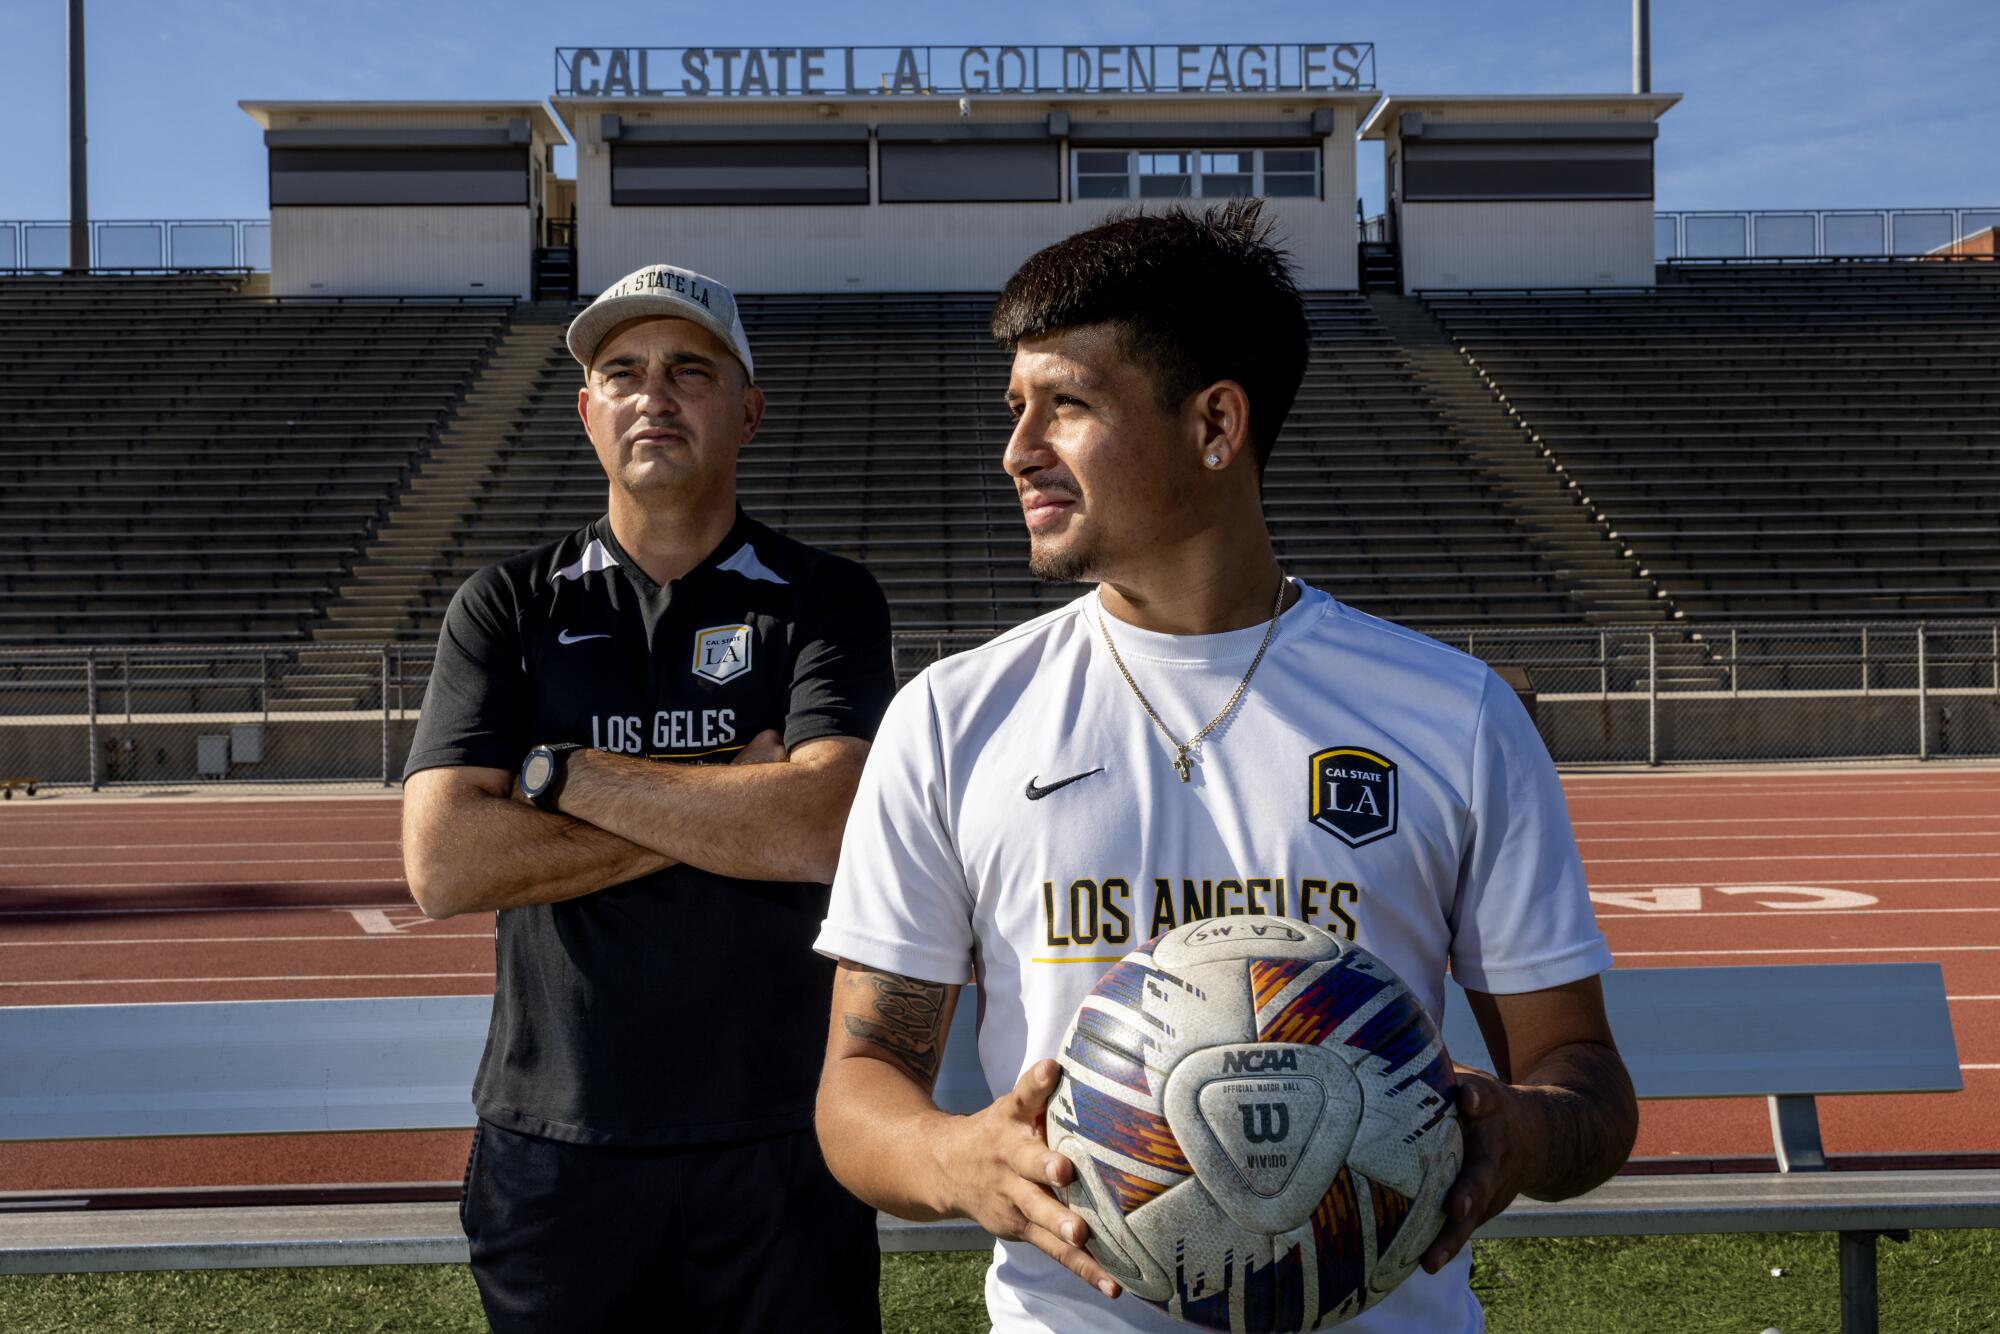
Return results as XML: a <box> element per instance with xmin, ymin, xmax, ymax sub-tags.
<box><xmin>1654</xmin><ymin>208</ymin><xmax>2000</xmax><ymax>261</ymax></box>
<box><xmin>3</xmin><ymin>622</ymin><xmax>1994</xmax><ymax>783</ymax></box>
<box><xmin>0</xmin><ymin>219</ymin><xmax>271</xmax><ymax>273</ymax></box>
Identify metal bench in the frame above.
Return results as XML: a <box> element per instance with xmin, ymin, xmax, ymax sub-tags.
<box><xmin>898</xmin><ymin>962</ymin><xmax>2000</xmax><ymax>1333</ymax></box>
<box><xmin>3</xmin><ymin>965</ymin><xmax>1995</xmax><ymax>1334</ymax></box>
<box><xmin>1443</xmin><ymin>962</ymin><xmax>1998</xmax><ymax>1333</ymax></box>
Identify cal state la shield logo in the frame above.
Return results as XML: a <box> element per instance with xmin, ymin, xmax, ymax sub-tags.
<box><xmin>692</xmin><ymin>624</ymin><xmax>753</xmax><ymax>683</ymax></box>
<box><xmin>1309</xmin><ymin>746</ymin><xmax>1397</xmax><ymax>847</ymax></box>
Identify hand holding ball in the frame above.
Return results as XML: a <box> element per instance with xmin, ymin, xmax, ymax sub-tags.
<box><xmin>1045</xmin><ymin>920</ymin><xmax>1462</xmax><ymax>1330</ymax></box>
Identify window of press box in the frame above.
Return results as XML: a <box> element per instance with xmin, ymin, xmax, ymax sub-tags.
<box><xmin>269</xmin><ymin>146</ymin><xmax>530</xmax><ymax>206</ymax></box>
<box><xmin>1071</xmin><ymin>147</ymin><xmax>1321</xmax><ymax>201</ymax></box>
<box><xmin>609</xmin><ymin>141</ymin><xmax>870</xmax><ymax>206</ymax></box>
<box><xmin>878</xmin><ymin>141</ymin><xmax>1060</xmax><ymax>203</ymax></box>
<box><xmin>1399</xmin><ymin>140</ymin><xmax>1654</xmax><ymax>201</ymax></box>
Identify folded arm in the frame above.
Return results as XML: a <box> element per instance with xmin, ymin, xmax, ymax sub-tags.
<box><xmin>554</xmin><ymin>734</ymin><xmax>869</xmax><ymax>884</ymax></box>
<box><xmin>401</xmin><ymin>763</ymin><xmax>672</xmax><ymax>919</ymax></box>
<box><xmin>402</xmin><ymin>728</ymin><xmax>835</xmax><ymax>920</ymax></box>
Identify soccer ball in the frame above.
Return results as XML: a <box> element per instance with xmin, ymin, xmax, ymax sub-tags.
<box><xmin>1046</xmin><ymin>919</ymin><xmax>1462</xmax><ymax>1330</ymax></box>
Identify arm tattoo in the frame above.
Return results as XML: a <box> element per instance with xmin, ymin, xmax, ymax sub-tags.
<box><xmin>841</xmin><ymin>966</ymin><xmax>949</xmax><ymax>1088</ymax></box>
<box><xmin>1520</xmin><ymin>1041</ymin><xmax>1639</xmax><ymax>1202</ymax></box>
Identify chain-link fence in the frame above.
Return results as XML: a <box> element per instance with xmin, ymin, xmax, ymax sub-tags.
<box><xmin>902</xmin><ymin>621</ymin><xmax>2000</xmax><ymax>765</ymax></box>
<box><xmin>2</xmin><ymin>623</ymin><xmax>1995</xmax><ymax>791</ymax></box>
<box><xmin>0</xmin><ymin>645</ymin><xmax>434</xmax><ymax>790</ymax></box>
<box><xmin>1423</xmin><ymin>621</ymin><xmax>2000</xmax><ymax>765</ymax></box>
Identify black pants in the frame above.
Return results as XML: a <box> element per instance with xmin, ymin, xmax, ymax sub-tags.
<box><xmin>460</xmin><ymin>1118</ymin><xmax>881</xmax><ymax>1333</ymax></box>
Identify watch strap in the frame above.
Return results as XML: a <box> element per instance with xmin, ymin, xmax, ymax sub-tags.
<box><xmin>525</xmin><ymin>742</ymin><xmax>585</xmax><ymax>812</ymax></box>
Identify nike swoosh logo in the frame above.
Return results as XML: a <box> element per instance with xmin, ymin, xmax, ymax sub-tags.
<box><xmin>557</xmin><ymin>630</ymin><xmax>611</xmax><ymax>645</ymax></box>
<box><xmin>1025</xmin><ymin>768</ymin><xmax>1104</xmax><ymax>801</ymax></box>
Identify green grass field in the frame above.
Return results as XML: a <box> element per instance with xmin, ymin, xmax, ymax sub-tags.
<box><xmin>3</xmin><ymin>1231</ymin><xmax>1998</xmax><ymax>1333</ymax></box>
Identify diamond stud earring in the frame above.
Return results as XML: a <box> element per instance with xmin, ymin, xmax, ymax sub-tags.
<box><xmin>1205</xmin><ymin>453</ymin><xmax>1222</xmax><ymax>468</ymax></box>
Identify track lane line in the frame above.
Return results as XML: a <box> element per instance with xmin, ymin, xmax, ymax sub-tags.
<box><xmin>1565</xmin><ymin>782</ymin><xmax>2000</xmax><ymax>790</ymax></box>
<box><xmin>0</xmin><ymin>902</ymin><xmax>411</xmax><ymax>916</ymax></box>
<box><xmin>1588</xmin><ymin>876</ymin><xmax>1997</xmax><ymax>887</ymax></box>
<box><xmin>1570</xmin><ymin>814</ymin><xmax>2000</xmax><ymax>827</ymax></box>
<box><xmin>1</xmin><ymin>841</ymin><xmax>400</xmax><ymax>852</ymax></box>
<box><xmin>1616</xmin><ymin>946</ymin><xmax>2000</xmax><ymax>957</ymax></box>
<box><xmin>0</xmin><ymin>973</ymin><xmax>495</xmax><ymax>987</ymax></box>
<box><xmin>0</xmin><ymin>813</ymin><xmax>400</xmax><ymax>827</ymax></box>
<box><xmin>1563</xmin><ymin>772</ymin><xmax>2000</xmax><ymax>782</ymax></box>
<box><xmin>1576</xmin><ymin>831</ymin><xmax>2000</xmax><ymax>845</ymax></box>
<box><xmin>0</xmin><ymin>935</ymin><xmax>488</xmax><ymax>946</ymax></box>
<box><xmin>1576</xmin><ymin>856</ymin><xmax>2000</xmax><ymax>868</ymax></box>
<box><xmin>1596</xmin><ymin>906</ymin><xmax>2000</xmax><ymax>920</ymax></box>
<box><xmin>6</xmin><ymin>857</ymin><xmax>405</xmax><ymax>869</ymax></box>
<box><xmin>0</xmin><ymin>878</ymin><xmax>405</xmax><ymax>894</ymax></box>
<box><xmin>1566</xmin><ymin>792</ymin><xmax>2000</xmax><ymax>802</ymax></box>
<box><xmin>1575</xmin><ymin>782</ymin><xmax>2000</xmax><ymax>791</ymax></box>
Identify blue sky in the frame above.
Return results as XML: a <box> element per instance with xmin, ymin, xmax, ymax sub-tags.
<box><xmin>3</xmin><ymin>0</ymin><xmax>1995</xmax><ymax>221</ymax></box>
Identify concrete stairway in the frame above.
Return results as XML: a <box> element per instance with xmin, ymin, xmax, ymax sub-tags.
<box><xmin>1367</xmin><ymin>293</ymin><xmax>1666</xmax><ymax>624</ymax></box>
<box><xmin>1368</xmin><ymin>294</ymin><xmax>1729</xmax><ymax>688</ymax></box>
<box><xmin>310</xmin><ymin>316</ymin><xmax>567</xmax><ymax>647</ymax></box>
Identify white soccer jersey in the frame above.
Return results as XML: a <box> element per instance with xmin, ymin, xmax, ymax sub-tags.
<box><xmin>817</xmin><ymin>579</ymin><xmax>1610</xmax><ymax>1333</ymax></box>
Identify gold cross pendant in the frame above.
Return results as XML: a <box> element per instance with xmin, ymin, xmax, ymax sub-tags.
<box><xmin>1172</xmin><ymin>749</ymin><xmax>1193</xmax><ymax>783</ymax></box>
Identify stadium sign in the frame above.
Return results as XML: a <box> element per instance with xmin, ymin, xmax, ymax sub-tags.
<box><xmin>554</xmin><ymin>43</ymin><xmax>1376</xmax><ymax>98</ymax></box>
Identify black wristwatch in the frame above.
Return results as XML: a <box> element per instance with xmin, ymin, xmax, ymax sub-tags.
<box><xmin>520</xmin><ymin>743</ymin><xmax>585</xmax><ymax>813</ymax></box>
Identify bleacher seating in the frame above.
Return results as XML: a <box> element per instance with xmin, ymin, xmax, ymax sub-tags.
<box><xmin>380</xmin><ymin>292</ymin><xmax>1580</xmax><ymax>637</ymax></box>
<box><xmin>1425</xmin><ymin>261</ymin><xmax>2000</xmax><ymax>619</ymax></box>
<box><xmin>7</xmin><ymin>265</ymin><xmax>1998</xmax><ymax>644</ymax></box>
<box><xmin>0</xmin><ymin>275</ymin><xmax>509</xmax><ymax>644</ymax></box>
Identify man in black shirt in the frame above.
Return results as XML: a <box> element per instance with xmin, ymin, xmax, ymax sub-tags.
<box><xmin>402</xmin><ymin>263</ymin><xmax>893</xmax><ymax>1332</ymax></box>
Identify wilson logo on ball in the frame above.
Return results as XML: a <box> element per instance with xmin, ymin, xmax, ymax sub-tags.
<box><xmin>1239</xmin><ymin>1102</ymin><xmax>1292</xmax><ymax>1144</ymax></box>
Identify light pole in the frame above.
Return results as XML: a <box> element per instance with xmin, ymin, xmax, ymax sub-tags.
<box><xmin>1633</xmin><ymin>0</ymin><xmax>1652</xmax><ymax>94</ymax></box>
<box><xmin>67</xmin><ymin>0</ymin><xmax>89</xmax><ymax>271</ymax></box>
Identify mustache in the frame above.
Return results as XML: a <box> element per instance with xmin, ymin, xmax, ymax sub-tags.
<box><xmin>1022</xmin><ymin>478</ymin><xmax>1080</xmax><ymax>501</ymax></box>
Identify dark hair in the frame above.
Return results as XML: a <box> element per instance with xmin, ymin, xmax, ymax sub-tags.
<box><xmin>990</xmin><ymin>199</ymin><xmax>1309</xmax><ymax>469</ymax></box>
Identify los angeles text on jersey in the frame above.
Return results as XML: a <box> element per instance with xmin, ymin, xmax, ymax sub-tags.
<box><xmin>1039</xmin><ymin>874</ymin><xmax>1362</xmax><ymax>949</ymax></box>
<box><xmin>590</xmin><ymin>709</ymin><xmax>738</xmax><ymax>755</ymax></box>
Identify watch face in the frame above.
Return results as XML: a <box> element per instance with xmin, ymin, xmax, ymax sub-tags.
<box><xmin>522</xmin><ymin>750</ymin><xmax>556</xmax><ymax>794</ymax></box>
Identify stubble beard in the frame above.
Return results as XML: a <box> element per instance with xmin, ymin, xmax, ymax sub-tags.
<box><xmin>1028</xmin><ymin>532</ymin><xmax>1096</xmax><ymax>585</ymax></box>
<box><xmin>614</xmin><ymin>428</ymin><xmax>724</xmax><ymax>499</ymax></box>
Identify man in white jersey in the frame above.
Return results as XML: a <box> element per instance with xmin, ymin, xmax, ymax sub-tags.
<box><xmin>815</xmin><ymin>201</ymin><xmax>1637</xmax><ymax>1332</ymax></box>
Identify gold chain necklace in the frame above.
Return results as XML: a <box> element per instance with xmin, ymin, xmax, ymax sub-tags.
<box><xmin>1095</xmin><ymin>576</ymin><xmax>1288</xmax><ymax>783</ymax></box>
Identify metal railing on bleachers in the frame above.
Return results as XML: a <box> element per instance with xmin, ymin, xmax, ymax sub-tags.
<box><xmin>1</xmin><ymin>621</ymin><xmax>1993</xmax><ymax>790</ymax></box>
<box><xmin>0</xmin><ymin>219</ymin><xmax>270</xmax><ymax>272</ymax></box>
<box><xmin>1654</xmin><ymin>208</ymin><xmax>2000</xmax><ymax>261</ymax></box>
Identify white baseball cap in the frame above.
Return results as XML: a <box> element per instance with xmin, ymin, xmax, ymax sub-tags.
<box><xmin>566</xmin><ymin>263</ymin><xmax>755</xmax><ymax>382</ymax></box>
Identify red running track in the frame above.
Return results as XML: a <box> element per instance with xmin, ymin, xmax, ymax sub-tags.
<box><xmin>1</xmin><ymin>771</ymin><xmax>1997</xmax><ymax>1192</ymax></box>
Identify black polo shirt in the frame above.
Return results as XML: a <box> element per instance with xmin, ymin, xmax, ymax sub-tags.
<box><xmin>404</xmin><ymin>509</ymin><xmax>894</xmax><ymax>1146</ymax></box>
